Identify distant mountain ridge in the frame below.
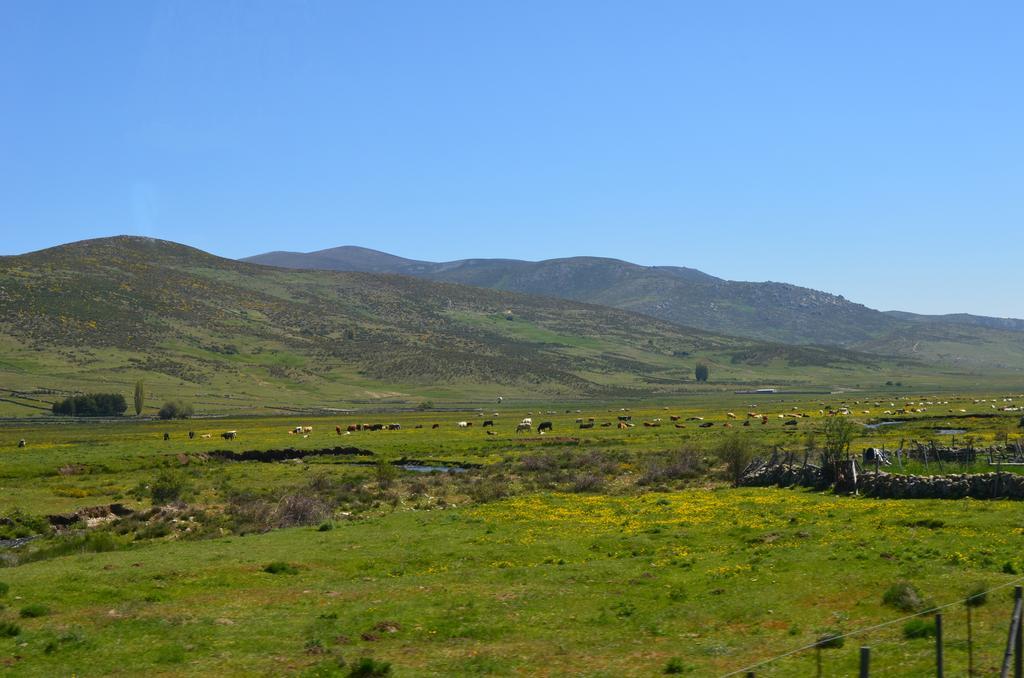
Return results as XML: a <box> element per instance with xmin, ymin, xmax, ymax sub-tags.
<box><xmin>243</xmin><ymin>246</ymin><xmax>1024</xmax><ymax>370</ymax></box>
<box><xmin>1</xmin><ymin>236</ymin><xmax>938</xmax><ymax>412</ymax></box>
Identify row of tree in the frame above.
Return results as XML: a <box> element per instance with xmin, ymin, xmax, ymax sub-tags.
<box><xmin>53</xmin><ymin>381</ymin><xmax>192</xmax><ymax>419</ymax></box>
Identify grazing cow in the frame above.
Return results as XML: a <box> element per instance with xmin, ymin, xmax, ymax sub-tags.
<box><xmin>336</xmin><ymin>425</ymin><xmax>342</xmax><ymax>435</ymax></box>
<box><xmin>516</xmin><ymin>423</ymin><xmax>532</xmax><ymax>434</ymax></box>
<box><xmin>600</xmin><ymin>422</ymin><xmax>612</xmax><ymax>427</ymax></box>
<box><xmin>669</xmin><ymin>415</ymin><xmax>680</xmax><ymax>421</ymax></box>
<box><xmin>699</xmin><ymin>422</ymin><xmax>714</xmax><ymax>428</ymax></box>
<box><xmin>521</xmin><ymin>418</ymin><xmax>533</xmax><ymax>426</ymax></box>
<box><xmin>163</xmin><ymin>432</ymin><xmax>170</xmax><ymax>441</ymax></box>
<box><xmin>674</xmin><ymin>424</ymin><xmax>686</xmax><ymax>429</ymax></box>
<box><xmin>486</xmin><ymin>430</ymin><xmax>497</xmax><ymax>436</ymax></box>
<box><xmin>303</xmin><ymin>426</ymin><xmax>313</xmax><ymax>433</ymax></box>
<box><xmin>742</xmin><ymin>420</ymin><xmax>751</xmax><ymax>427</ymax></box>
<box><xmin>643</xmin><ymin>421</ymin><xmax>659</xmax><ymax>428</ymax></box>
<box><xmin>726</xmin><ymin>412</ymin><xmax>737</xmax><ymax>419</ymax></box>
<box><xmin>347</xmin><ymin>424</ymin><xmax>358</xmax><ymax>432</ymax></box>
<box><xmin>761</xmin><ymin>415</ymin><xmax>769</xmax><ymax>424</ymax></box>
<box><xmin>17</xmin><ymin>439</ymin><xmax>26</xmax><ymax>448</ymax></box>
<box><xmin>617</xmin><ymin>415</ymin><xmax>632</xmax><ymax>422</ymax></box>
<box><xmin>575</xmin><ymin>418</ymin><xmax>583</xmax><ymax>424</ymax></box>
<box><xmin>458</xmin><ymin>421</ymin><xmax>470</xmax><ymax>428</ymax></box>
<box><xmin>482</xmin><ymin>420</ymin><xmax>494</xmax><ymax>427</ymax></box>
<box><xmin>415</xmin><ymin>424</ymin><xmax>423</xmax><ymax>429</ymax></box>
<box><xmin>686</xmin><ymin>417</ymin><xmax>703</xmax><ymax>422</ymax></box>
<box><xmin>783</xmin><ymin>419</ymin><xmax>798</xmax><ymax>426</ymax></box>
<box><xmin>579</xmin><ymin>422</ymin><xmax>594</xmax><ymax>429</ymax></box>
<box><xmin>387</xmin><ymin>423</ymin><xmax>401</xmax><ymax>431</ymax></box>
<box><xmin>200</xmin><ymin>433</ymin><xmax>212</xmax><ymax>439</ymax></box>
<box><xmin>432</xmin><ymin>423</ymin><xmax>440</xmax><ymax>429</ymax></box>
<box><xmin>537</xmin><ymin>421</ymin><xmax>553</xmax><ymax>432</ymax></box>
<box><xmin>617</xmin><ymin>421</ymin><xmax>633</xmax><ymax>429</ymax></box>
<box><xmin>222</xmin><ymin>431</ymin><xmax>237</xmax><ymax>440</ymax></box>
<box><xmin>188</xmin><ymin>431</ymin><xmax>195</xmax><ymax>440</ymax></box>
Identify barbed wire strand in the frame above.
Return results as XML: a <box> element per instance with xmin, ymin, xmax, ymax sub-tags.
<box><xmin>720</xmin><ymin>575</ymin><xmax>1024</xmax><ymax>677</ymax></box>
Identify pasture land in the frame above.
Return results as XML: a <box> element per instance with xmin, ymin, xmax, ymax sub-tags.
<box><xmin>1</xmin><ymin>391</ymin><xmax>1023</xmax><ymax>675</ymax></box>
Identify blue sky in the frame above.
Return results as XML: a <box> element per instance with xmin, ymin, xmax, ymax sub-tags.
<box><xmin>2</xmin><ymin>1</ymin><xmax>1021</xmax><ymax>317</ymax></box>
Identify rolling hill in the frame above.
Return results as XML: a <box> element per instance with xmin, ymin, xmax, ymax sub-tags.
<box><xmin>0</xmin><ymin>237</ymin><xmax>953</xmax><ymax>415</ymax></box>
<box><xmin>244</xmin><ymin>247</ymin><xmax>1024</xmax><ymax>370</ymax></box>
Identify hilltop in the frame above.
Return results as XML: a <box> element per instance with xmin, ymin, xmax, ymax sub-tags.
<box><xmin>244</xmin><ymin>246</ymin><xmax>1024</xmax><ymax>370</ymax></box>
<box><xmin>0</xmin><ymin>236</ymin><xmax>938</xmax><ymax>415</ymax></box>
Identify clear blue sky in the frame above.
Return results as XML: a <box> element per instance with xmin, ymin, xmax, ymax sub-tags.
<box><xmin>2</xmin><ymin>1</ymin><xmax>1022</xmax><ymax>317</ymax></box>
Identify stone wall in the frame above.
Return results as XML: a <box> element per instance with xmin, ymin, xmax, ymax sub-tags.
<box><xmin>740</xmin><ymin>463</ymin><xmax>1024</xmax><ymax>500</ymax></box>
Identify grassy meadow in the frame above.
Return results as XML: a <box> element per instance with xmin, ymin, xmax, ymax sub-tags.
<box><xmin>1</xmin><ymin>391</ymin><xmax>1023</xmax><ymax>675</ymax></box>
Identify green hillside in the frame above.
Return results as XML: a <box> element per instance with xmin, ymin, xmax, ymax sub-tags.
<box><xmin>0</xmin><ymin>237</ymin><xmax>990</xmax><ymax>416</ymax></box>
<box><xmin>244</xmin><ymin>247</ymin><xmax>1024</xmax><ymax>371</ymax></box>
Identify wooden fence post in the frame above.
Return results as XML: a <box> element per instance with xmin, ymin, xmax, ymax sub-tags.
<box><xmin>936</xmin><ymin>613</ymin><xmax>944</xmax><ymax>678</ymax></box>
<box><xmin>968</xmin><ymin>603</ymin><xmax>974</xmax><ymax>677</ymax></box>
<box><xmin>860</xmin><ymin>646</ymin><xmax>870</xmax><ymax>678</ymax></box>
<box><xmin>1016</xmin><ymin>586</ymin><xmax>1022</xmax><ymax>678</ymax></box>
<box><xmin>1001</xmin><ymin>592</ymin><xmax>1023</xmax><ymax>677</ymax></box>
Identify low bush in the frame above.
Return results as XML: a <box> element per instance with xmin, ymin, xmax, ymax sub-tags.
<box><xmin>882</xmin><ymin>582</ymin><xmax>925</xmax><ymax>612</ymax></box>
<box><xmin>150</xmin><ymin>469</ymin><xmax>190</xmax><ymax>505</ymax></box>
<box><xmin>903</xmin><ymin>618</ymin><xmax>937</xmax><ymax>639</ymax></box>
<box><xmin>20</xmin><ymin>603</ymin><xmax>50</xmax><ymax>618</ymax></box>
<box><xmin>347</xmin><ymin>657</ymin><xmax>392</xmax><ymax>677</ymax></box>
<box><xmin>157</xmin><ymin>400</ymin><xmax>194</xmax><ymax>420</ymax></box>
<box><xmin>264</xmin><ymin>561</ymin><xmax>299</xmax><ymax>575</ymax></box>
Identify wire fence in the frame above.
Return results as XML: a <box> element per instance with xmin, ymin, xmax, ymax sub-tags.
<box><xmin>721</xmin><ymin>578</ymin><xmax>1024</xmax><ymax>676</ymax></box>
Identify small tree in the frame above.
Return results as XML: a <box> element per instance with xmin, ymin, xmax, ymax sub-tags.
<box><xmin>718</xmin><ymin>432</ymin><xmax>753</xmax><ymax>486</ymax></box>
<box><xmin>695</xmin><ymin>363</ymin><xmax>709</xmax><ymax>382</ymax></box>
<box><xmin>158</xmin><ymin>400</ymin><xmax>194</xmax><ymax>420</ymax></box>
<box><xmin>820</xmin><ymin>416</ymin><xmax>858</xmax><ymax>483</ymax></box>
<box><xmin>133</xmin><ymin>380</ymin><xmax>145</xmax><ymax>416</ymax></box>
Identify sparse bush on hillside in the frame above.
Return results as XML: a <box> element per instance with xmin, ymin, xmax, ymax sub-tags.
<box><xmin>52</xmin><ymin>393</ymin><xmax>127</xmax><ymax>417</ymax></box>
<box><xmin>695</xmin><ymin>363</ymin><xmax>709</xmax><ymax>382</ymax></box>
<box><xmin>158</xmin><ymin>400</ymin><xmax>193</xmax><ymax>420</ymax></box>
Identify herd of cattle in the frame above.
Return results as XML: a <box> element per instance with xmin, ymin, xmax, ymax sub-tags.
<box><xmin>158</xmin><ymin>408</ymin><xmax>820</xmax><ymax>442</ymax></box>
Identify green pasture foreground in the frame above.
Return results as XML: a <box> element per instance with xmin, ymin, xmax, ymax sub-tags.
<box><xmin>2</xmin><ymin>489</ymin><xmax>1024</xmax><ymax>676</ymax></box>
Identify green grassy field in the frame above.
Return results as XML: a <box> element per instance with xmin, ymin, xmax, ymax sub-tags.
<box><xmin>1</xmin><ymin>391</ymin><xmax>1024</xmax><ymax>675</ymax></box>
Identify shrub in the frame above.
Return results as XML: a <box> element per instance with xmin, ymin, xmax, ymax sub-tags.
<box><xmin>717</xmin><ymin>433</ymin><xmax>754</xmax><ymax>486</ymax></box>
<box><xmin>694</xmin><ymin>363</ymin><xmax>709</xmax><ymax>382</ymax></box>
<box><xmin>903</xmin><ymin>618</ymin><xmax>937</xmax><ymax>639</ymax></box>
<box><xmin>274</xmin><ymin>494</ymin><xmax>329</xmax><ymax>528</ymax></box>
<box><xmin>882</xmin><ymin>582</ymin><xmax>925</xmax><ymax>612</ymax></box>
<box><xmin>0</xmin><ymin>621</ymin><xmax>20</xmax><ymax>637</ymax></box>
<box><xmin>664</xmin><ymin>657</ymin><xmax>687</xmax><ymax>674</ymax></box>
<box><xmin>375</xmin><ymin>461</ymin><xmax>397</xmax><ymax>489</ymax></box>
<box><xmin>347</xmin><ymin>657</ymin><xmax>392</xmax><ymax>677</ymax></box>
<box><xmin>20</xmin><ymin>603</ymin><xmax>50</xmax><ymax>618</ymax></box>
<box><xmin>570</xmin><ymin>472</ymin><xmax>605</xmax><ymax>493</ymax></box>
<box><xmin>0</xmin><ymin>581</ymin><xmax>7</xmax><ymax>596</ymax></box>
<box><xmin>815</xmin><ymin>631</ymin><xmax>845</xmax><ymax>649</ymax></box>
<box><xmin>150</xmin><ymin>469</ymin><xmax>190</xmax><ymax>505</ymax></box>
<box><xmin>264</xmin><ymin>561</ymin><xmax>299</xmax><ymax>575</ymax></box>
<box><xmin>158</xmin><ymin>400</ymin><xmax>194</xmax><ymax>420</ymax></box>
<box><xmin>965</xmin><ymin>583</ymin><xmax>988</xmax><ymax>607</ymax></box>
<box><xmin>52</xmin><ymin>393</ymin><xmax>127</xmax><ymax>417</ymax></box>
